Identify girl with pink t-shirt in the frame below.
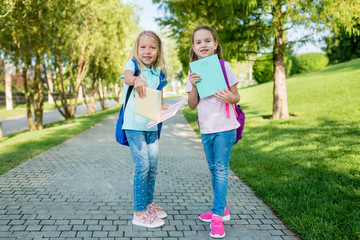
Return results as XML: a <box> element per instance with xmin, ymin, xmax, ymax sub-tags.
<box><xmin>186</xmin><ymin>26</ymin><xmax>240</xmax><ymax>239</ymax></box>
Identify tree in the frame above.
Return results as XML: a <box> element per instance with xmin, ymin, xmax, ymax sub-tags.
<box><xmin>154</xmin><ymin>0</ymin><xmax>360</xmax><ymax>119</ymax></box>
<box><xmin>0</xmin><ymin>0</ymin><xmax>141</xmax><ymax>133</ymax></box>
<box><xmin>0</xmin><ymin>0</ymin><xmax>39</xmax><ymax>130</ymax></box>
<box><xmin>83</xmin><ymin>0</ymin><xmax>140</xmax><ymax>113</ymax></box>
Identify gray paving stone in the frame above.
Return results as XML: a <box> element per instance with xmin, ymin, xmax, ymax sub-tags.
<box><xmin>0</xmin><ymin>97</ymin><xmax>299</xmax><ymax>240</ymax></box>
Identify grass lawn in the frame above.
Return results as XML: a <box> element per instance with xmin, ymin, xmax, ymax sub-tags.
<box><xmin>183</xmin><ymin>58</ymin><xmax>360</xmax><ymax>240</ymax></box>
<box><xmin>0</xmin><ymin>102</ymin><xmax>59</xmax><ymax>119</ymax></box>
<box><xmin>0</xmin><ymin>106</ymin><xmax>120</xmax><ymax>175</ymax></box>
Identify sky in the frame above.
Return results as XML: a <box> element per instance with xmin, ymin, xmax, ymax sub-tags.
<box><xmin>125</xmin><ymin>0</ymin><xmax>324</xmax><ymax>55</ymax></box>
<box><xmin>123</xmin><ymin>0</ymin><xmax>162</xmax><ymax>31</ymax></box>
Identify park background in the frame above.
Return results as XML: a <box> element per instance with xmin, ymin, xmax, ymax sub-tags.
<box><xmin>0</xmin><ymin>0</ymin><xmax>359</xmax><ymax>239</ymax></box>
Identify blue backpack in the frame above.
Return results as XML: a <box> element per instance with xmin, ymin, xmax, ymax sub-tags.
<box><xmin>115</xmin><ymin>60</ymin><xmax>167</xmax><ymax>146</ymax></box>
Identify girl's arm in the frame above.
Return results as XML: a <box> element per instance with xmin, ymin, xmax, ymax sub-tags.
<box><xmin>215</xmin><ymin>84</ymin><xmax>240</xmax><ymax>104</ymax></box>
<box><xmin>187</xmin><ymin>72</ymin><xmax>201</xmax><ymax>109</ymax></box>
<box><xmin>124</xmin><ymin>70</ymin><xmax>147</xmax><ymax>98</ymax></box>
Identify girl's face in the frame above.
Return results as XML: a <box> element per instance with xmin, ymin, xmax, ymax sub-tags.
<box><xmin>192</xmin><ymin>29</ymin><xmax>218</xmax><ymax>59</ymax></box>
<box><xmin>137</xmin><ymin>35</ymin><xmax>159</xmax><ymax>68</ymax></box>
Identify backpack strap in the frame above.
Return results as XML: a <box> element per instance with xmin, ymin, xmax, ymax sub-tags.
<box><xmin>123</xmin><ymin>60</ymin><xmax>140</xmax><ymax>111</ymax></box>
<box><xmin>220</xmin><ymin>59</ymin><xmax>230</xmax><ymax>90</ymax></box>
<box><xmin>157</xmin><ymin>71</ymin><xmax>167</xmax><ymax>90</ymax></box>
<box><xmin>219</xmin><ymin>59</ymin><xmax>238</xmax><ymax>118</ymax></box>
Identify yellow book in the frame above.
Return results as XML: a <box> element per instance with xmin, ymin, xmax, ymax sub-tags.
<box><xmin>135</xmin><ymin>87</ymin><xmax>161</xmax><ymax>122</ymax></box>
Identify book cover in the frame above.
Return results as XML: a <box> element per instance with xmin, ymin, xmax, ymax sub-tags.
<box><xmin>135</xmin><ymin>87</ymin><xmax>161</xmax><ymax>122</ymax></box>
<box><xmin>146</xmin><ymin>99</ymin><xmax>186</xmax><ymax>128</ymax></box>
<box><xmin>189</xmin><ymin>54</ymin><xmax>227</xmax><ymax>98</ymax></box>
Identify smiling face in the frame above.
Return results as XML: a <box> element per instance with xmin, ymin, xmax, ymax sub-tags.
<box><xmin>137</xmin><ymin>34</ymin><xmax>159</xmax><ymax>68</ymax></box>
<box><xmin>192</xmin><ymin>29</ymin><xmax>218</xmax><ymax>59</ymax></box>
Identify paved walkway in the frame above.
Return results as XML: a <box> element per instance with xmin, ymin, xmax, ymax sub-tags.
<box><xmin>0</xmin><ymin>98</ymin><xmax>299</xmax><ymax>240</ymax></box>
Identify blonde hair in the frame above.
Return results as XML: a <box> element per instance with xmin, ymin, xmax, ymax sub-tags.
<box><xmin>129</xmin><ymin>30</ymin><xmax>167</xmax><ymax>79</ymax></box>
<box><xmin>189</xmin><ymin>26</ymin><xmax>223</xmax><ymax>62</ymax></box>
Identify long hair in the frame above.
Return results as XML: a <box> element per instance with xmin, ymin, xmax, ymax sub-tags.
<box><xmin>189</xmin><ymin>26</ymin><xmax>223</xmax><ymax>62</ymax></box>
<box><xmin>129</xmin><ymin>30</ymin><xmax>167</xmax><ymax>79</ymax></box>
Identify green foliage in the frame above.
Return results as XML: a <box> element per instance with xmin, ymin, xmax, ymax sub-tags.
<box><xmin>154</xmin><ymin>0</ymin><xmax>359</xmax><ymax>75</ymax></box>
<box><xmin>155</xmin><ymin>0</ymin><xmax>360</xmax><ymax>119</ymax></box>
<box><xmin>321</xmin><ymin>0</ymin><xmax>360</xmax><ymax>37</ymax></box>
<box><xmin>296</xmin><ymin>53</ymin><xmax>329</xmax><ymax>73</ymax></box>
<box><xmin>253</xmin><ymin>54</ymin><xmax>296</xmax><ymax>83</ymax></box>
<box><xmin>324</xmin><ymin>26</ymin><xmax>360</xmax><ymax>64</ymax></box>
<box><xmin>0</xmin><ymin>0</ymin><xmax>140</xmax><ymax>120</ymax></box>
<box><xmin>184</xmin><ymin>58</ymin><xmax>360</xmax><ymax>240</ymax></box>
<box><xmin>253</xmin><ymin>54</ymin><xmax>274</xmax><ymax>83</ymax></box>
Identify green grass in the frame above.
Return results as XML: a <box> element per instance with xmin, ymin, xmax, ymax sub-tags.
<box><xmin>0</xmin><ymin>106</ymin><xmax>120</xmax><ymax>175</ymax></box>
<box><xmin>183</xmin><ymin>58</ymin><xmax>360</xmax><ymax>240</ymax></box>
<box><xmin>0</xmin><ymin>102</ymin><xmax>59</xmax><ymax>119</ymax></box>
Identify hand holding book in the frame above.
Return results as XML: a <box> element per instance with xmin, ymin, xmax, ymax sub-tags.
<box><xmin>147</xmin><ymin>99</ymin><xmax>186</xmax><ymax>128</ymax></box>
<box><xmin>134</xmin><ymin>76</ymin><xmax>147</xmax><ymax>99</ymax></box>
<box><xmin>189</xmin><ymin>54</ymin><xmax>227</xmax><ymax>98</ymax></box>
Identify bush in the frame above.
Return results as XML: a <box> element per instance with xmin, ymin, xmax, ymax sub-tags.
<box><xmin>253</xmin><ymin>54</ymin><xmax>273</xmax><ymax>83</ymax></box>
<box><xmin>253</xmin><ymin>54</ymin><xmax>295</xmax><ymax>84</ymax></box>
<box><xmin>295</xmin><ymin>53</ymin><xmax>329</xmax><ymax>73</ymax></box>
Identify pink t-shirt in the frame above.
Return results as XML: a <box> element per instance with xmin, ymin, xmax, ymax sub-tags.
<box><xmin>186</xmin><ymin>61</ymin><xmax>240</xmax><ymax>134</ymax></box>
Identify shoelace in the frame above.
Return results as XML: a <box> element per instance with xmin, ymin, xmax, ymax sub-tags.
<box><xmin>211</xmin><ymin>217</ymin><xmax>224</xmax><ymax>230</ymax></box>
<box><xmin>140</xmin><ymin>210</ymin><xmax>157</xmax><ymax>223</ymax></box>
<box><xmin>148</xmin><ymin>203</ymin><xmax>163</xmax><ymax>212</ymax></box>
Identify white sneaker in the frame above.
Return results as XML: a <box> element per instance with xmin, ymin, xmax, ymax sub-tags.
<box><xmin>147</xmin><ymin>203</ymin><xmax>168</xmax><ymax>218</ymax></box>
<box><xmin>132</xmin><ymin>210</ymin><xmax>164</xmax><ymax>228</ymax></box>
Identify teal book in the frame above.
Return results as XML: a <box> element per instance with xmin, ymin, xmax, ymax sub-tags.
<box><xmin>189</xmin><ymin>54</ymin><xmax>227</xmax><ymax>98</ymax></box>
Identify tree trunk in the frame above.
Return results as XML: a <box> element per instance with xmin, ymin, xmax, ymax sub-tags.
<box><xmin>70</xmin><ymin>44</ymin><xmax>88</xmax><ymax>117</ymax></box>
<box><xmin>23</xmin><ymin>63</ymin><xmax>35</xmax><ymax>131</ymax></box>
<box><xmin>5</xmin><ymin>57</ymin><xmax>13</xmax><ymax>110</ymax></box>
<box><xmin>47</xmin><ymin>73</ymin><xmax>54</xmax><ymax>104</ymax></box>
<box><xmin>58</xmin><ymin>48</ymin><xmax>73</xmax><ymax>119</ymax></box>
<box><xmin>88</xmin><ymin>79</ymin><xmax>97</xmax><ymax>114</ymax></box>
<box><xmin>81</xmin><ymin>83</ymin><xmax>91</xmax><ymax>113</ymax></box>
<box><xmin>104</xmin><ymin>86</ymin><xmax>108</xmax><ymax>109</ymax></box>
<box><xmin>44</xmin><ymin>61</ymin><xmax>66</xmax><ymax>119</ymax></box>
<box><xmin>97</xmin><ymin>78</ymin><xmax>106</xmax><ymax>109</ymax></box>
<box><xmin>33</xmin><ymin>54</ymin><xmax>44</xmax><ymax>130</ymax></box>
<box><xmin>272</xmin><ymin>3</ymin><xmax>289</xmax><ymax>120</ymax></box>
<box><xmin>114</xmin><ymin>83</ymin><xmax>121</xmax><ymax>106</ymax></box>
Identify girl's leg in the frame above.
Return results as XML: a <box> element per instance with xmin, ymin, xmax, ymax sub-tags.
<box><xmin>211</xmin><ymin>129</ymin><xmax>236</xmax><ymax>216</ymax></box>
<box><xmin>125</xmin><ymin>130</ymin><xmax>150</xmax><ymax>212</ymax></box>
<box><xmin>145</xmin><ymin>131</ymin><xmax>159</xmax><ymax>206</ymax></box>
<box><xmin>201</xmin><ymin>133</ymin><xmax>216</xmax><ymax>192</ymax></box>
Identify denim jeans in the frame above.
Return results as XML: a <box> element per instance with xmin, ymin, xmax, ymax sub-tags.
<box><xmin>201</xmin><ymin>129</ymin><xmax>236</xmax><ymax>216</ymax></box>
<box><xmin>125</xmin><ymin>130</ymin><xmax>159</xmax><ymax>212</ymax></box>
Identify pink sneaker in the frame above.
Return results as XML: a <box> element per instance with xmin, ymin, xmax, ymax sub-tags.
<box><xmin>132</xmin><ymin>210</ymin><xmax>164</xmax><ymax>228</ymax></box>
<box><xmin>199</xmin><ymin>206</ymin><xmax>230</xmax><ymax>223</ymax></box>
<box><xmin>210</xmin><ymin>215</ymin><xmax>225</xmax><ymax>238</ymax></box>
<box><xmin>147</xmin><ymin>203</ymin><xmax>167</xmax><ymax>218</ymax></box>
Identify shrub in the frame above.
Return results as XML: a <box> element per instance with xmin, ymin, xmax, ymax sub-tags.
<box><xmin>253</xmin><ymin>54</ymin><xmax>295</xmax><ymax>84</ymax></box>
<box><xmin>253</xmin><ymin>54</ymin><xmax>273</xmax><ymax>83</ymax></box>
<box><xmin>295</xmin><ymin>53</ymin><xmax>329</xmax><ymax>73</ymax></box>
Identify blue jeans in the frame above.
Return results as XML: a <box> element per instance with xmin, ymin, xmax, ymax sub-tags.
<box><xmin>125</xmin><ymin>130</ymin><xmax>159</xmax><ymax>212</ymax></box>
<box><xmin>201</xmin><ymin>129</ymin><xmax>236</xmax><ymax>216</ymax></box>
